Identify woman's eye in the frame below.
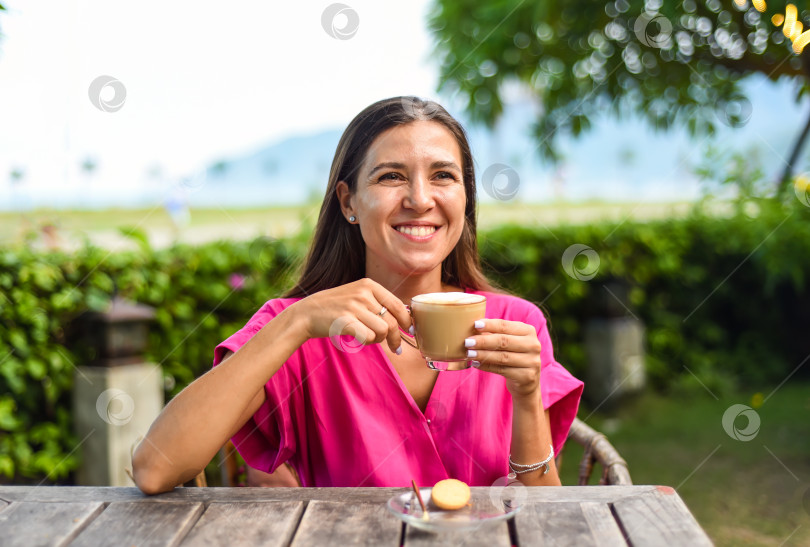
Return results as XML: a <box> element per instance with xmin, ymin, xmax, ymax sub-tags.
<box><xmin>376</xmin><ymin>171</ymin><xmax>458</xmax><ymax>183</ymax></box>
<box><xmin>378</xmin><ymin>172</ymin><xmax>403</xmax><ymax>182</ymax></box>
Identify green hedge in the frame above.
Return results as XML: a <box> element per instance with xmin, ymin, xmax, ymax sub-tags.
<box><xmin>1</xmin><ymin>198</ymin><xmax>808</xmax><ymax>483</ymax></box>
<box><xmin>481</xmin><ymin>198</ymin><xmax>810</xmax><ymax>393</ymax></box>
<box><xmin>0</xmin><ymin>229</ymin><xmax>309</xmax><ymax>482</ymax></box>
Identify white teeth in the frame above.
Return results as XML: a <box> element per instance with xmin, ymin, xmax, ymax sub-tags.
<box><xmin>395</xmin><ymin>225</ymin><xmax>436</xmax><ymax>236</ymax></box>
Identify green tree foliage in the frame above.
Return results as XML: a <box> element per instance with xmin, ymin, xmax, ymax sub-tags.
<box><xmin>0</xmin><ymin>233</ymin><xmax>308</xmax><ymax>483</ymax></box>
<box><xmin>430</xmin><ymin>0</ymin><xmax>809</xmax><ymax>188</ymax></box>
<box><xmin>0</xmin><ymin>4</ymin><xmax>6</xmax><ymax>41</ymax></box>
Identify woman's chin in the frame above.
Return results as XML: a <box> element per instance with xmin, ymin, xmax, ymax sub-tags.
<box><xmin>393</xmin><ymin>257</ymin><xmax>442</xmax><ymax>276</ymax></box>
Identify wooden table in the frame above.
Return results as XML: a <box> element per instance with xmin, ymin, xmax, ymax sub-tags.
<box><xmin>0</xmin><ymin>485</ymin><xmax>711</xmax><ymax>546</ymax></box>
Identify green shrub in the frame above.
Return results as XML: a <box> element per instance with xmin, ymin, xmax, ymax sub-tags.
<box><xmin>0</xmin><ymin>231</ymin><xmax>308</xmax><ymax>483</ymax></box>
<box><xmin>483</xmin><ymin>197</ymin><xmax>810</xmax><ymax>394</ymax></box>
<box><xmin>1</xmin><ymin>198</ymin><xmax>809</xmax><ymax>483</ymax></box>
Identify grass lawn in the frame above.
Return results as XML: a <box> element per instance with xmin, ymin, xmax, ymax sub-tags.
<box><xmin>558</xmin><ymin>382</ymin><xmax>810</xmax><ymax>546</ymax></box>
<box><xmin>1</xmin><ymin>200</ymin><xmax>710</xmax><ymax>250</ymax></box>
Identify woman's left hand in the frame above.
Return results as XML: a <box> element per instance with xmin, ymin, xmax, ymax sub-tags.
<box><xmin>465</xmin><ymin>319</ymin><xmax>541</xmax><ymax>399</ymax></box>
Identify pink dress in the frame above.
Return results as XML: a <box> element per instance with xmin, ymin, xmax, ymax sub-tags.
<box><xmin>212</xmin><ymin>288</ymin><xmax>584</xmax><ymax>487</ymax></box>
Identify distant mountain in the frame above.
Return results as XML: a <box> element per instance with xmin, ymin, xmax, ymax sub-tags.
<box><xmin>7</xmin><ymin>79</ymin><xmax>793</xmax><ymax>211</ymax></box>
<box><xmin>188</xmin><ymin>78</ymin><xmax>803</xmax><ymax>208</ymax></box>
<box><xmin>188</xmin><ymin>129</ymin><xmax>343</xmax><ymax>207</ymax></box>
<box><xmin>185</xmin><ymin>101</ymin><xmax>564</xmax><ymax>208</ymax></box>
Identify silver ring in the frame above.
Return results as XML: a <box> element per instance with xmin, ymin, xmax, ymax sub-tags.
<box><xmin>378</xmin><ymin>306</ymin><xmax>387</xmax><ymax>317</ymax></box>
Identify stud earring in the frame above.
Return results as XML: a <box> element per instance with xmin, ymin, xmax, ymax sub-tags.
<box><xmin>349</xmin><ymin>216</ymin><xmax>356</xmax><ymax>222</ymax></box>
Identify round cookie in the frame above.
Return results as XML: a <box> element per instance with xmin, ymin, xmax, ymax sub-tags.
<box><xmin>431</xmin><ymin>478</ymin><xmax>471</xmax><ymax>510</ymax></box>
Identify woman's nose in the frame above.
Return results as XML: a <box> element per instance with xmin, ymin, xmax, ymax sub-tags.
<box><xmin>404</xmin><ymin>178</ymin><xmax>436</xmax><ymax>210</ymax></box>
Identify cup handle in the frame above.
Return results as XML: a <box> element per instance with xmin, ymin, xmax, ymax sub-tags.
<box><xmin>401</xmin><ymin>306</ymin><xmax>418</xmax><ymax>348</ymax></box>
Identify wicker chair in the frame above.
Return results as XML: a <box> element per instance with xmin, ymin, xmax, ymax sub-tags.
<box><xmin>191</xmin><ymin>418</ymin><xmax>630</xmax><ymax>487</ymax></box>
<box><xmin>178</xmin><ymin>415</ymin><xmax>630</xmax><ymax>488</ymax></box>
<box><xmin>187</xmin><ymin>419</ymin><xmax>631</xmax><ymax>487</ymax></box>
<box><xmin>561</xmin><ymin>417</ymin><xmax>632</xmax><ymax>485</ymax></box>
<box><xmin>190</xmin><ymin>440</ymin><xmax>300</xmax><ymax>487</ymax></box>
<box><xmin>125</xmin><ymin>437</ymin><xmax>211</xmax><ymax>488</ymax></box>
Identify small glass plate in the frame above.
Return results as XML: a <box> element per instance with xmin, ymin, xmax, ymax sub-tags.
<box><xmin>386</xmin><ymin>487</ymin><xmax>522</xmax><ymax>532</ymax></box>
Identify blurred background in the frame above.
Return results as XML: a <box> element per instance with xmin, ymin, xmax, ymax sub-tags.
<box><xmin>1</xmin><ymin>1</ymin><xmax>809</xmax><ymax>545</ymax></box>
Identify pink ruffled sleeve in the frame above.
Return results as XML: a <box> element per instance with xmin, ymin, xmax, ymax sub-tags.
<box><xmin>524</xmin><ymin>303</ymin><xmax>584</xmax><ymax>454</ymax></box>
<box><xmin>211</xmin><ymin>300</ymin><xmax>298</xmax><ymax>475</ymax></box>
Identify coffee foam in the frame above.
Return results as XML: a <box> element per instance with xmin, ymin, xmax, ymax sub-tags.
<box><xmin>411</xmin><ymin>292</ymin><xmax>485</xmax><ymax>305</ymax></box>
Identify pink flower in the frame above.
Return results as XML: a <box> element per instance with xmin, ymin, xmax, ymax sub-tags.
<box><xmin>229</xmin><ymin>273</ymin><xmax>245</xmax><ymax>291</ymax></box>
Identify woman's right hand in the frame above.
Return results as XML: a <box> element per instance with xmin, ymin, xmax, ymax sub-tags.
<box><xmin>291</xmin><ymin>278</ymin><xmax>412</xmax><ymax>354</ymax></box>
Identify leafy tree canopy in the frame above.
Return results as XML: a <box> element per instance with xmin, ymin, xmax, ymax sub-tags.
<box><xmin>430</xmin><ymin>0</ymin><xmax>809</xmax><ymax>191</ymax></box>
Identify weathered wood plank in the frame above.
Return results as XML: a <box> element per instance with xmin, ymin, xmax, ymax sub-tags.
<box><xmin>291</xmin><ymin>501</ymin><xmax>401</xmax><ymax>546</ymax></box>
<box><xmin>70</xmin><ymin>501</ymin><xmax>204</xmax><ymax>547</ymax></box>
<box><xmin>580</xmin><ymin>502</ymin><xmax>628</xmax><ymax>546</ymax></box>
<box><xmin>510</xmin><ymin>501</ymin><xmax>627</xmax><ymax>546</ymax></box>
<box><xmin>0</xmin><ymin>486</ymin><xmax>712</xmax><ymax>546</ymax></box>
<box><xmin>0</xmin><ymin>485</ymin><xmax>656</xmax><ymax>504</ymax></box>
<box><xmin>179</xmin><ymin>501</ymin><xmax>304</xmax><ymax>547</ymax></box>
<box><xmin>0</xmin><ymin>501</ymin><xmax>105</xmax><ymax>547</ymax></box>
<box><xmin>514</xmin><ymin>502</ymin><xmax>610</xmax><ymax>546</ymax></box>
<box><xmin>610</xmin><ymin>486</ymin><xmax>712</xmax><ymax>546</ymax></box>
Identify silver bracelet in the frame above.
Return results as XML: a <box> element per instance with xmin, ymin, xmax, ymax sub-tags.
<box><xmin>508</xmin><ymin>444</ymin><xmax>554</xmax><ymax>478</ymax></box>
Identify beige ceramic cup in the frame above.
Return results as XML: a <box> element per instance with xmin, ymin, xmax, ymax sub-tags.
<box><xmin>408</xmin><ymin>292</ymin><xmax>487</xmax><ymax>371</ymax></box>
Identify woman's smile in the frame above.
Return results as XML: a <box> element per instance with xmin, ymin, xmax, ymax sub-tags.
<box><xmin>392</xmin><ymin>224</ymin><xmax>441</xmax><ymax>240</ymax></box>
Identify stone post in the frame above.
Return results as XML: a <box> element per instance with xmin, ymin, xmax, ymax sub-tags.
<box><xmin>72</xmin><ymin>296</ymin><xmax>163</xmax><ymax>486</ymax></box>
<box><xmin>584</xmin><ymin>317</ymin><xmax>646</xmax><ymax>407</ymax></box>
<box><xmin>583</xmin><ymin>278</ymin><xmax>646</xmax><ymax>408</ymax></box>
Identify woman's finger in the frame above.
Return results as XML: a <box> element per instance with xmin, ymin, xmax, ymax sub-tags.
<box><xmin>465</xmin><ymin>332</ymin><xmax>538</xmax><ymax>356</ymax></box>
<box><xmin>364</xmin><ymin>278</ymin><xmax>411</xmax><ymax>332</ymax></box>
<box><xmin>328</xmin><ymin>313</ymin><xmax>376</xmax><ymax>351</ymax></box>
<box><xmin>370</xmin><ymin>304</ymin><xmax>404</xmax><ymax>354</ymax></box>
<box><xmin>471</xmin><ymin>351</ymin><xmax>541</xmax><ymax>386</ymax></box>
<box><xmin>355</xmin><ymin>308</ymin><xmax>395</xmax><ymax>348</ymax></box>
<box><xmin>468</xmin><ymin>348</ymin><xmax>532</xmax><ymax>369</ymax></box>
<box><xmin>473</xmin><ymin>318</ymin><xmax>535</xmax><ymax>336</ymax></box>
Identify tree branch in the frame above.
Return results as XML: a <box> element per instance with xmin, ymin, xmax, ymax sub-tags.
<box><xmin>777</xmin><ymin>105</ymin><xmax>810</xmax><ymax>196</ymax></box>
<box><xmin>693</xmin><ymin>52</ymin><xmax>804</xmax><ymax>81</ymax></box>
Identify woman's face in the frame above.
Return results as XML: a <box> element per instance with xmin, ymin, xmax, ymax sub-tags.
<box><xmin>338</xmin><ymin>120</ymin><xmax>467</xmax><ymax>279</ymax></box>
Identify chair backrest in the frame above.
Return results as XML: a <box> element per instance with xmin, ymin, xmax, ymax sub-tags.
<box><xmin>142</xmin><ymin>419</ymin><xmax>629</xmax><ymax>488</ymax></box>
<box><xmin>563</xmin><ymin>417</ymin><xmax>632</xmax><ymax>485</ymax></box>
<box><xmin>192</xmin><ymin>441</ymin><xmax>301</xmax><ymax>487</ymax></box>
<box><xmin>125</xmin><ymin>436</ymin><xmax>210</xmax><ymax>488</ymax></box>
<box><xmin>189</xmin><ymin>443</ymin><xmax>231</xmax><ymax>487</ymax></box>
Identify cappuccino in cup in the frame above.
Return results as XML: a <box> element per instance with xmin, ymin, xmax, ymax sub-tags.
<box><xmin>409</xmin><ymin>292</ymin><xmax>486</xmax><ymax>371</ymax></box>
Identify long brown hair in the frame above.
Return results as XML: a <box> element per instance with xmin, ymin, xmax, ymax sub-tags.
<box><xmin>281</xmin><ymin>96</ymin><xmax>508</xmax><ymax>299</ymax></box>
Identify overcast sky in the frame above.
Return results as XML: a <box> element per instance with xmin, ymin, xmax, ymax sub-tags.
<box><xmin>1</xmin><ymin>1</ymin><xmax>806</xmax><ymax>210</ymax></box>
<box><xmin>0</xmin><ymin>0</ymin><xmax>439</xmax><ymax>199</ymax></box>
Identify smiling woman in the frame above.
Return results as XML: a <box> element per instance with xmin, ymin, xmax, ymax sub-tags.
<box><xmin>335</xmin><ymin>120</ymin><xmax>467</xmax><ymax>286</ymax></box>
<box><xmin>287</xmin><ymin>97</ymin><xmax>486</xmax><ymax>298</ymax></box>
<box><xmin>131</xmin><ymin>97</ymin><xmax>583</xmax><ymax>494</ymax></box>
